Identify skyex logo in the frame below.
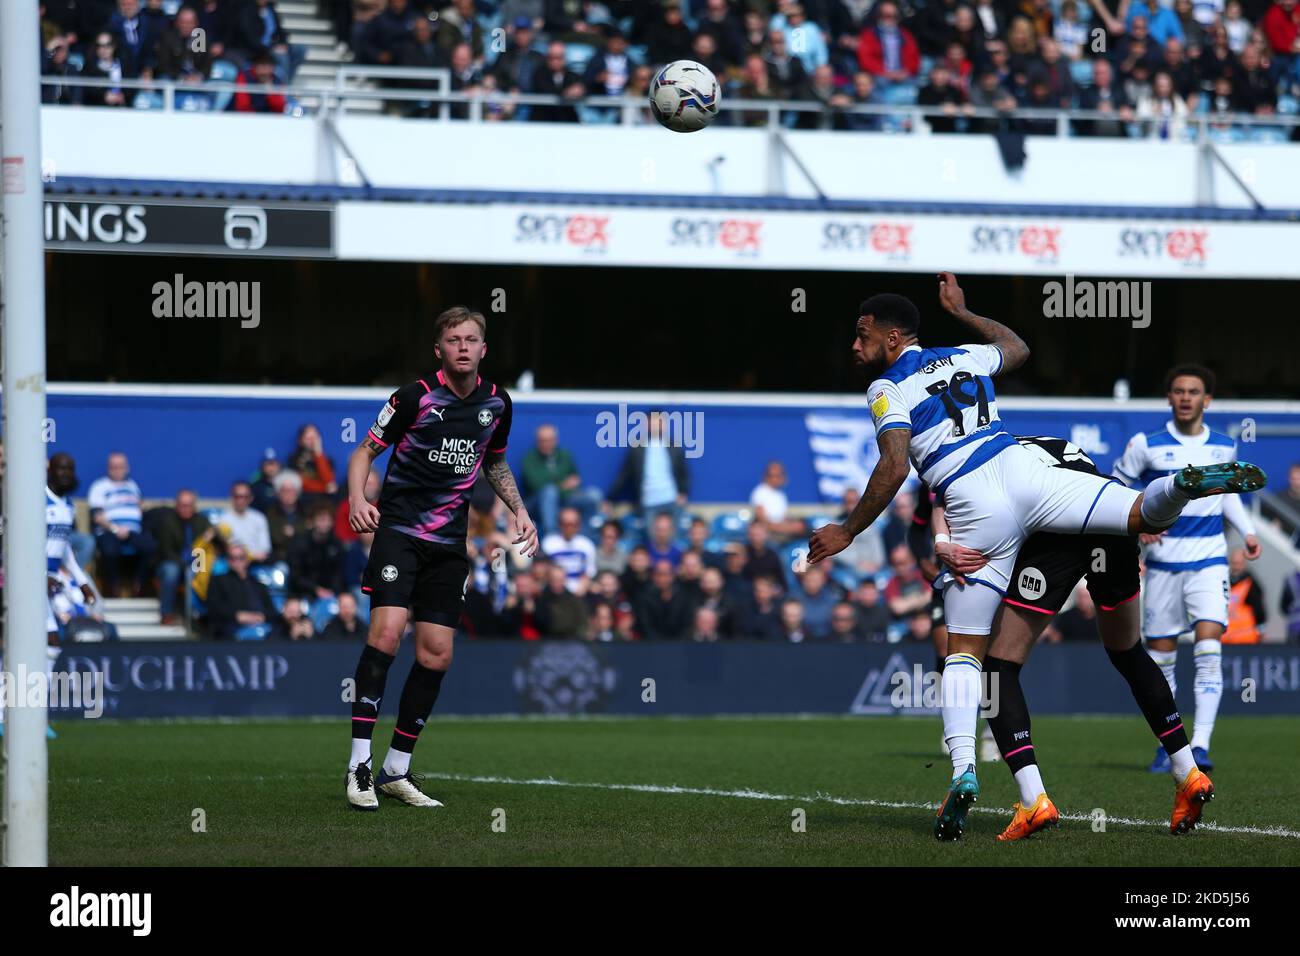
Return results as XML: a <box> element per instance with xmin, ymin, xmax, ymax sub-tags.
<box><xmin>50</xmin><ymin>886</ymin><xmax>152</xmax><ymax>936</ymax></box>
<box><xmin>381</xmin><ymin>565</ymin><xmax>398</xmax><ymax>582</ymax></box>
<box><xmin>478</xmin><ymin>408</ymin><xmax>494</xmax><ymax>426</ymax></box>
<box><xmin>1018</xmin><ymin>567</ymin><xmax>1046</xmax><ymax>599</ymax></box>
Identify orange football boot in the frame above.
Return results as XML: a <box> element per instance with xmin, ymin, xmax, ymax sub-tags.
<box><xmin>997</xmin><ymin>793</ymin><xmax>1059</xmax><ymax>842</ymax></box>
<box><xmin>1171</xmin><ymin>767</ymin><xmax>1214</xmax><ymax>834</ymax></box>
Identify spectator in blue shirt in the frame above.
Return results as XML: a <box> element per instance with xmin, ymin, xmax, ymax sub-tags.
<box><xmin>1127</xmin><ymin>3</ymin><xmax>1185</xmax><ymax>45</ymax></box>
<box><xmin>792</xmin><ymin>563</ymin><xmax>840</xmax><ymax>638</ymax></box>
<box><xmin>773</xmin><ymin>3</ymin><xmax>829</xmax><ymax>72</ymax></box>
<box><xmin>646</xmin><ymin>512</ymin><xmax>683</xmax><ymax>569</ymax></box>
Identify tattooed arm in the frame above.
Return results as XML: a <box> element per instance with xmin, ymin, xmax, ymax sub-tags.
<box><xmin>936</xmin><ymin>271</ymin><xmax>1030</xmax><ymax>373</ymax></box>
<box><xmin>485</xmin><ymin>451</ymin><xmax>539</xmax><ymax>557</ymax></box>
<box><xmin>347</xmin><ymin>436</ymin><xmax>384</xmax><ymax>533</ymax></box>
<box><xmin>807</xmin><ymin>428</ymin><xmax>912</xmax><ymax>565</ymax></box>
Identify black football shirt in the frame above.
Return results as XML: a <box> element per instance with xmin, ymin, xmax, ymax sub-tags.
<box><xmin>366</xmin><ymin>370</ymin><xmax>512</xmax><ymax>547</ymax></box>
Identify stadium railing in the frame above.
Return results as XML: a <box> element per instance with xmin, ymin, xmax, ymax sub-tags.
<box><xmin>39</xmin><ymin>72</ymin><xmax>1300</xmax><ymax>143</ymax></box>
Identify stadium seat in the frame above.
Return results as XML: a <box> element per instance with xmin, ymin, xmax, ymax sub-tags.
<box><xmin>1069</xmin><ymin>59</ymin><xmax>1094</xmax><ymax>87</ymax></box>
<box><xmin>830</xmin><ymin>566</ymin><xmax>861</xmax><ymax>594</ymax></box>
<box><xmin>620</xmin><ymin>512</ymin><xmax>645</xmax><ymax>543</ymax></box>
<box><xmin>881</xmin><ymin>82</ymin><xmax>918</xmax><ymax>106</ymax></box>
<box><xmin>353</xmin><ymin>588</ymin><xmax>371</xmax><ymax>627</ymax></box>
<box><xmin>564</xmin><ymin>43</ymin><xmax>597</xmax><ymax>73</ymax></box>
<box><xmin>310</xmin><ymin>597</ymin><xmax>340</xmax><ymax>632</ymax></box>
<box><xmin>579</xmin><ymin>104</ymin><xmax>618</xmax><ymax>124</ymax></box>
<box><xmin>701</xmin><ymin>536</ymin><xmax>728</xmax><ymax>556</ymax></box>
<box><xmin>234</xmin><ymin>622</ymin><xmax>273</xmax><ymax>641</ymax></box>
<box><xmin>252</xmin><ymin>563</ymin><xmax>288</xmax><ymax>591</ymax></box>
<box><xmin>710</xmin><ymin>511</ymin><xmax>750</xmax><ymax>542</ymax></box>
<box><xmin>1278</xmin><ymin>95</ymin><xmax>1299</xmax><ymax>115</ymax></box>
<box><xmin>209</xmin><ymin>59</ymin><xmax>239</xmax><ymax>112</ymax></box>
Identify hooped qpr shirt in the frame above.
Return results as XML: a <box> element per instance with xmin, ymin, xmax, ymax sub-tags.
<box><xmin>367</xmin><ymin>370</ymin><xmax>512</xmax><ymax>547</ymax></box>
<box><xmin>867</xmin><ymin>343</ymin><xmax>1015</xmax><ymax>496</ymax></box>
<box><xmin>1112</xmin><ymin>421</ymin><xmax>1237</xmax><ymax>572</ymax></box>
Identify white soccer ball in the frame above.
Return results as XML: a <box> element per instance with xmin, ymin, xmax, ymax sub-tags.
<box><xmin>650</xmin><ymin>60</ymin><xmax>721</xmax><ymax>133</ymax></box>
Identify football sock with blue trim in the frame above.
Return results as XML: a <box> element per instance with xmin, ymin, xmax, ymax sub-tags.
<box><xmin>942</xmin><ymin>652</ymin><xmax>982</xmax><ymax>778</ymax></box>
<box><xmin>1190</xmin><ymin>639</ymin><xmax>1222</xmax><ymax>752</ymax></box>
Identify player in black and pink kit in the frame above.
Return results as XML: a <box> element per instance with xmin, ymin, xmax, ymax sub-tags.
<box><xmin>343</xmin><ymin>306</ymin><xmax>538</xmax><ymax>811</ymax></box>
<box><xmin>929</xmin><ymin>436</ymin><xmax>1209</xmax><ymax>839</ymax></box>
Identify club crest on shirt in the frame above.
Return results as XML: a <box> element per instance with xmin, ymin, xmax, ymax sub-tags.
<box><xmin>870</xmin><ymin>391</ymin><xmax>889</xmax><ymax>419</ymax></box>
<box><xmin>478</xmin><ymin>408</ymin><xmax>494</xmax><ymax>426</ymax></box>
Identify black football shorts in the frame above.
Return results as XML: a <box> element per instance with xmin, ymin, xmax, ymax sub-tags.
<box><xmin>1003</xmin><ymin>531</ymin><xmax>1139</xmax><ymax>617</ymax></box>
<box><xmin>362</xmin><ymin>526</ymin><xmax>469</xmax><ymax>627</ymax></box>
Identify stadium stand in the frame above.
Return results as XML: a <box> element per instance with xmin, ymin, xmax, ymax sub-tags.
<box><xmin>35</xmin><ymin>0</ymin><xmax>1300</xmax><ymax>138</ymax></box>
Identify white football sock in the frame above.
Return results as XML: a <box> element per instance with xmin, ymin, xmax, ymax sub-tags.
<box><xmin>1147</xmin><ymin>646</ymin><xmax>1178</xmax><ymax>698</ymax></box>
<box><xmin>1169</xmin><ymin>745</ymin><xmax>1197</xmax><ymax>784</ymax></box>
<box><xmin>1014</xmin><ymin>765</ymin><xmax>1045</xmax><ymax>806</ymax></box>
<box><xmin>1190</xmin><ymin>639</ymin><xmax>1223</xmax><ymax>751</ymax></box>
<box><xmin>942</xmin><ymin>653</ymin><xmax>982</xmax><ymax>777</ymax></box>
<box><xmin>1139</xmin><ymin>475</ymin><xmax>1191</xmax><ymax>528</ymax></box>
<box><xmin>383</xmin><ymin>747</ymin><xmax>411</xmax><ymax>777</ymax></box>
<box><xmin>349</xmin><ymin>740</ymin><xmax>371</xmax><ymax>772</ymax></box>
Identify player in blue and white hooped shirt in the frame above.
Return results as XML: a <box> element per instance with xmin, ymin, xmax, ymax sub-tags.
<box><xmin>1113</xmin><ymin>364</ymin><xmax>1262</xmax><ymax>775</ymax></box>
<box><xmin>1</xmin><ymin>454</ymin><xmax>95</xmax><ymax>740</ymax></box>
<box><xmin>806</xmin><ymin>273</ymin><xmax>1267</xmax><ymax>841</ymax></box>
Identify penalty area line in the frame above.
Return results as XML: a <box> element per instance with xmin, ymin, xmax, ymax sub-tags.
<box><xmin>420</xmin><ymin>771</ymin><xmax>1300</xmax><ymax>840</ymax></box>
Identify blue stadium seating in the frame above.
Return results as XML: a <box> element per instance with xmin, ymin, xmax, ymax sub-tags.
<box><xmin>710</xmin><ymin>511</ymin><xmax>749</xmax><ymax>542</ymax></box>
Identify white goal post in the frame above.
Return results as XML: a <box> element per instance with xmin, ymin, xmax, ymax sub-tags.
<box><xmin>1</xmin><ymin>0</ymin><xmax>51</xmax><ymax>867</ymax></box>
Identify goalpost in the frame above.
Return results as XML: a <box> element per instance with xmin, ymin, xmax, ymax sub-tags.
<box><xmin>1</xmin><ymin>0</ymin><xmax>51</xmax><ymax>866</ymax></box>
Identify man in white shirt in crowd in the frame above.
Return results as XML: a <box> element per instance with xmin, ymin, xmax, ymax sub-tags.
<box><xmin>749</xmin><ymin>460</ymin><xmax>807</xmax><ymax>541</ymax></box>
<box><xmin>219</xmin><ymin>480</ymin><xmax>273</xmax><ymax>565</ymax></box>
<box><xmin>541</xmin><ymin>507</ymin><xmax>597</xmax><ymax>593</ymax></box>
<box><xmin>88</xmin><ymin>451</ymin><xmax>156</xmax><ymax>597</ymax></box>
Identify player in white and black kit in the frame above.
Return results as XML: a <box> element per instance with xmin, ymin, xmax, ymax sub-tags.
<box><xmin>343</xmin><ymin>307</ymin><xmax>538</xmax><ymax>811</ymax></box>
<box><xmin>931</xmin><ymin>436</ymin><xmax>1211</xmax><ymax>838</ymax></box>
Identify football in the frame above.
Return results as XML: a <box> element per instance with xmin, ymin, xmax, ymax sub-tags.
<box><xmin>649</xmin><ymin>59</ymin><xmax>720</xmax><ymax>133</ymax></box>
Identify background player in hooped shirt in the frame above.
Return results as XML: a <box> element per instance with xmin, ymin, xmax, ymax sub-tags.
<box><xmin>932</xmin><ymin>437</ymin><xmax>1213</xmax><ymax>840</ymax></box>
<box><xmin>342</xmin><ymin>307</ymin><xmax>539</xmax><ymax>811</ymax></box>
<box><xmin>1113</xmin><ymin>364</ymin><xmax>1263</xmax><ymax>775</ymax></box>
<box><xmin>806</xmin><ymin>273</ymin><xmax>1266</xmax><ymax>842</ymax></box>
<box><xmin>1</xmin><ymin>453</ymin><xmax>95</xmax><ymax>741</ymax></box>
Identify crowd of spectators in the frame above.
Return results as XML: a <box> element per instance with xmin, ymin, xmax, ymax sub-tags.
<box><xmin>39</xmin><ymin>1</ymin><xmax>1300</xmax><ymax>135</ymax></box>
<box><xmin>33</xmin><ymin>421</ymin><xmax>1296</xmax><ymax>644</ymax></box>
<box><xmin>39</xmin><ymin>0</ymin><xmax>304</xmax><ymax>110</ymax></box>
<box><xmin>340</xmin><ymin>0</ymin><xmax>1300</xmax><ymax>135</ymax></box>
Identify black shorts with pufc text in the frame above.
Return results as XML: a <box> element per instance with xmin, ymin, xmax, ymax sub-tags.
<box><xmin>1004</xmin><ymin>531</ymin><xmax>1140</xmax><ymax>618</ymax></box>
<box><xmin>362</xmin><ymin>526</ymin><xmax>469</xmax><ymax>627</ymax></box>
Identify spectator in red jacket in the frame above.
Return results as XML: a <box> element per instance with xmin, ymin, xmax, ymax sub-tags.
<box><xmin>1264</xmin><ymin>0</ymin><xmax>1300</xmax><ymax>85</ymax></box>
<box><xmin>290</xmin><ymin>423</ymin><xmax>338</xmax><ymax>504</ymax></box>
<box><xmin>230</xmin><ymin>52</ymin><xmax>285</xmax><ymax>113</ymax></box>
<box><xmin>1264</xmin><ymin>0</ymin><xmax>1300</xmax><ymax>56</ymax></box>
<box><xmin>857</xmin><ymin>1</ymin><xmax>921</xmax><ymax>85</ymax></box>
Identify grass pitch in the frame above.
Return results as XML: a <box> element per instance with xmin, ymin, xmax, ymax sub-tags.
<box><xmin>41</xmin><ymin>714</ymin><xmax>1300</xmax><ymax>866</ymax></box>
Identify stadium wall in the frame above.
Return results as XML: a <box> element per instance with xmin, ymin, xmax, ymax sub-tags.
<box><xmin>54</xmin><ymin>640</ymin><xmax>1300</xmax><ymax>719</ymax></box>
<box><xmin>40</xmin><ymin>108</ymin><xmax>1300</xmax><ymax>211</ymax></box>
<box><xmin>41</xmin><ymin>385</ymin><xmax>1300</xmax><ymax>504</ymax></box>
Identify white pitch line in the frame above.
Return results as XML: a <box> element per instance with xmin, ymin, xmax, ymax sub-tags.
<box><xmin>419</xmin><ymin>771</ymin><xmax>1300</xmax><ymax>840</ymax></box>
